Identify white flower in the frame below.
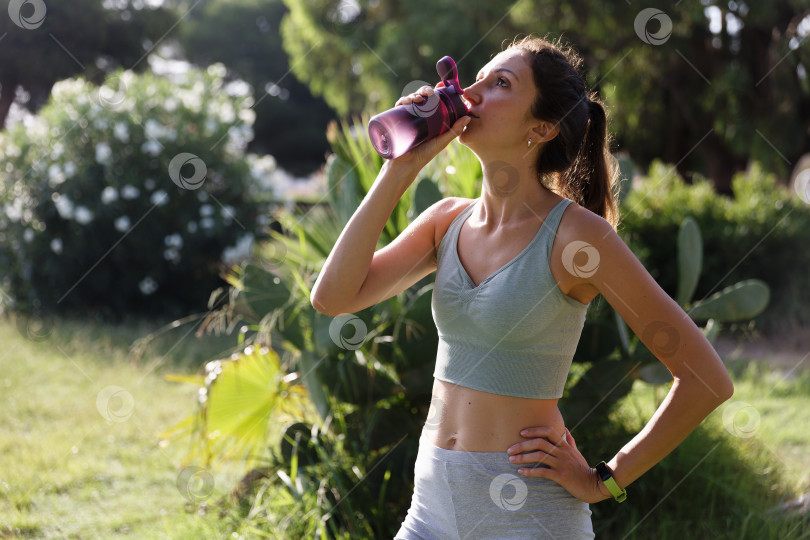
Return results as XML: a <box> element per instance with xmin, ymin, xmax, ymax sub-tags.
<box><xmin>50</xmin><ymin>238</ymin><xmax>63</xmax><ymax>254</ymax></box>
<box><xmin>224</xmin><ymin>79</ymin><xmax>251</xmax><ymax>98</ymax></box>
<box><xmin>203</xmin><ymin>118</ymin><xmax>218</xmax><ymax>136</ymax></box>
<box><xmin>141</xmin><ymin>140</ymin><xmax>162</xmax><ymax>156</ymax></box>
<box><xmin>121</xmin><ymin>185</ymin><xmax>140</xmax><ymax>200</ymax></box>
<box><xmin>114</xmin><ymin>215</ymin><xmax>131</xmax><ymax>232</ymax></box>
<box><xmin>48</xmin><ymin>164</ymin><xmax>66</xmax><ymax>187</ymax></box>
<box><xmin>74</xmin><ymin>206</ymin><xmax>94</xmax><ymax>225</ymax></box>
<box><xmin>199</xmin><ymin>204</ymin><xmax>214</xmax><ymax>217</ymax></box>
<box><xmin>220</xmin><ymin>205</ymin><xmax>235</xmax><ymax>220</ymax></box>
<box><xmin>207</xmin><ymin>63</ymin><xmax>226</xmax><ymax>78</ymax></box>
<box><xmin>164</xmin><ymin>233</ymin><xmax>183</xmax><ymax>249</ymax></box>
<box><xmin>95</xmin><ymin>142</ymin><xmax>112</xmax><ymax>165</ymax></box>
<box><xmin>181</xmin><ymin>88</ymin><xmax>203</xmax><ymax>113</ymax></box>
<box><xmin>144</xmin><ymin>119</ymin><xmax>163</xmax><ymax>141</ymax></box>
<box><xmin>150</xmin><ymin>190</ymin><xmax>168</xmax><ymax>206</ymax></box>
<box><xmin>163</xmin><ymin>248</ymin><xmax>181</xmax><ymax>263</ymax></box>
<box><xmin>51</xmin><ymin>142</ymin><xmax>64</xmax><ymax>160</ymax></box>
<box><xmin>23</xmin><ymin>229</ymin><xmax>35</xmax><ymax>243</ymax></box>
<box><xmin>101</xmin><ymin>186</ymin><xmax>118</xmax><ymax>204</ymax></box>
<box><xmin>217</xmin><ymin>101</ymin><xmax>235</xmax><ymax>124</ymax></box>
<box><xmin>113</xmin><ymin>122</ymin><xmax>130</xmax><ymax>142</ymax></box>
<box><xmin>164</xmin><ymin>97</ymin><xmax>178</xmax><ymax>112</ymax></box>
<box><xmin>139</xmin><ymin>277</ymin><xmax>158</xmax><ymax>295</ymax></box>
<box><xmin>63</xmin><ymin>161</ymin><xmax>77</xmax><ymax>178</ymax></box>
<box><xmin>200</xmin><ymin>217</ymin><xmax>215</xmax><ymax>230</ymax></box>
<box><xmin>144</xmin><ymin>178</ymin><xmax>156</xmax><ymax>190</ymax></box>
<box><xmin>222</xmin><ymin>233</ymin><xmax>254</xmax><ymax>264</ymax></box>
<box><xmin>239</xmin><ymin>108</ymin><xmax>256</xmax><ymax>125</ymax></box>
<box><xmin>52</xmin><ymin>194</ymin><xmax>74</xmax><ymax>220</ymax></box>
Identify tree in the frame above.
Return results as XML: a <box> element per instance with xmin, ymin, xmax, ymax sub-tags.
<box><xmin>0</xmin><ymin>0</ymin><xmax>175</xmax><ymax>129</ymax></box>
<box><xmin>178</xmin><ymin>0</ymin><xmax>336</xmax><ymax>175</ymax></box>
<box><xmin>278</xmin><ymin>0</ymin><xmax>810</xmax><ymax>193</ymax></box>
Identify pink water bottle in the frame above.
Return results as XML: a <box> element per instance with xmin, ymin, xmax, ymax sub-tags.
<box><xmin>368</xmin><ymin>56</ymin><xmax>470</xmax><ymax>159</ymax></box>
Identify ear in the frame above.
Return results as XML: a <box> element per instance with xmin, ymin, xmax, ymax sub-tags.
<box><xmin>531</xmin><ymin>121</ymin><xmax>560</xmax><ymax>143</ymax></box>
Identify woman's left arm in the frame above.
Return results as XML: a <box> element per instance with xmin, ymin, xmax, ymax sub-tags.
<box><xmin>508</xmin><ymin>213</ymin><xmax>734</xmax><ymax>503</ymax></box>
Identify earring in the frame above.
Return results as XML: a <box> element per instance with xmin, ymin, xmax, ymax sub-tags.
<box><xmin>527</xmin><ymin>138</ymin><xmax>532</xmax><ymax>148</ymax></box>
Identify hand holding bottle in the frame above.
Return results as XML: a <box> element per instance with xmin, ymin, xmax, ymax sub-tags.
<box><xmin>368</xmin><ymin>56</ymin><xmax>471</xmax><ymax>170</ymax></box>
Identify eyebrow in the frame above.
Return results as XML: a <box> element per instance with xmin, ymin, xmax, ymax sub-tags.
<box><xmin>477</xmin><ymin>68</ymin><xmax>520</xmax><ymax>82</ymax></box>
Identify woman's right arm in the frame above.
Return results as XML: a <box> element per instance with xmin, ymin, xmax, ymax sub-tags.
<box><xmin>310</xmin><ymin>160</ymin><xmax>429</xmax><ymax>316</ymax></box>
<box><xmin>311</xmin><ymin>89</ymin><xmax>471</xmax><ymax>316</ymax></box>
<box><xmin>310</xmin><ymin>159</ymin><xmax>467</xmax><ymax>316</ymax></box>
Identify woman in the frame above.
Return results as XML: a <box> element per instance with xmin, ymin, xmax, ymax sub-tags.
<box><xmin>311</xmin><ymin>35</ymin><xmax>734</xmax><ymax>539</ymax></box>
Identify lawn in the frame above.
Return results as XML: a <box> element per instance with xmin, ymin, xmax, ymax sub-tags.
<box><xmin>0</xmin><ymin>315</ymin><xmax>244</xmax><ymax>539</ymax></box>
<box><xmin>1</xmin><ymin>315</ymin><xmax>808</xmax><ymax>539</ymax></box>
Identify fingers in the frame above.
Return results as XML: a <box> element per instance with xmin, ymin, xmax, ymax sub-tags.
<box><xmin>565</xmin><ymin>427</ymin><xmax>577</xmax><ymax>449</ymax></box>
<box><xmin>395</xmin><ymin>85</ymin><xmax>436</xmax><ymax>107</ymax></box>
<box><xmin>508</xmin><ymin>448</ymin><xmax>560</xmax><ymax>467</ymax></box>
<box><xmin>518</xmin><ymin>464</ymin><xmax>558</xmax><ymax>479</ymax></box>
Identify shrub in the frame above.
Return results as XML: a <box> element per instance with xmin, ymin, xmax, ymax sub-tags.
<box><xmin>619</xmin><ymin>161</ymin><xmax>810</xmax><ymax>334</ymax></box>
<box><xmin>0</xmin><ymin>65</ymin><xmax>274</xmax><ymax>319</ymax></box>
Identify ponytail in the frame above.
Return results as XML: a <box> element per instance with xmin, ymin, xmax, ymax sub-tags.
<box><xmin>507</xmin><ymin>36</ymin><xmax>620</xmax><ymax>229</ymax></box>
<box><xmin>557</xmin><ymin>98</ymin><xmax>619</xmax><ymax>229</ymax></box>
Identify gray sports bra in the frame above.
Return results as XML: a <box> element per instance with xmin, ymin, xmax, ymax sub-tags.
<box><xmin>431</xmin><ymin>197</ymin><xmax>589</xmax><ymax>399</ymax></box>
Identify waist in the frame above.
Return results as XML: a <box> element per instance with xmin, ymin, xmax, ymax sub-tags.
<box><xmin>424</xmin><ymin>378</ymin><xmax>565</xmax><ymax>452</ymax></box>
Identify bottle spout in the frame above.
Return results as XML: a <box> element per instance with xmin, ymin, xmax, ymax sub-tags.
<box><xmin>437</xmin><ymin>56</ymin><xmax>462</xmax><ymax>95</ymax></box>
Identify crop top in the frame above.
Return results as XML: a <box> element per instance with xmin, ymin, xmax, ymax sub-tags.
<box><xmin>431</xmin><ymin>197</ymin><xmax>589</xmax><ymax>399</ymax></box>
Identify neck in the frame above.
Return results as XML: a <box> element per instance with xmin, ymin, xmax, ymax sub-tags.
<box><xmin>475</xmin><ymin>158</ymin><xmax>556</xmax><ymax>229</ymax></box>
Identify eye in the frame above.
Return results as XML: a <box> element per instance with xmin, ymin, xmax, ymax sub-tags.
<box><xmin>496</xmin><ymin>77</ymin><xmax>509</xmax><ymax>88</ymax></box>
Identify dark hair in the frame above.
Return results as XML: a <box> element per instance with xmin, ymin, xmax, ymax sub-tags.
<box><xmin>507</xmin><ymin>35</ymin><xmax>619</xmax><ymax>229</ymax></box>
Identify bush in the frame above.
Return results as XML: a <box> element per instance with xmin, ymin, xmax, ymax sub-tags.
<box><xmin>0</xmin><ymin>65</ymin><xmax>275</xmax><ymax>319</ymax></box>
<box><xmin>619</xmin><ymin>161</ymin><xmax>810</xmax><ymax>334</ymax></box>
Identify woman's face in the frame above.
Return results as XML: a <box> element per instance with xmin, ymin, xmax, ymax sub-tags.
<box><xmin>458</xmin><ymin>49</ymin><xmax>540</xmax><ymax>156</ymax></box>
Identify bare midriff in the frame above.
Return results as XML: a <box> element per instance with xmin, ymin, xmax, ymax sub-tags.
<box><xmin>424</xmin><ymin>378</ymin><xmax>566</xmax><ymax>452</ymax></box>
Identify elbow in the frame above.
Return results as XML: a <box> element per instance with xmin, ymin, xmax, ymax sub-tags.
<box><xmin>310</xmin><ymin>287</ymin><xmax>334</xmax><ymax>317</ymax></box>
<box><xmin>309</xmin><ymin>283</ymin><xmax>345</xmax><ymax>317</ymax></box>
<box><xmin>717</xmin><ymin>377</ymin><xmax>734</xmax><ymax>403</ymax></box>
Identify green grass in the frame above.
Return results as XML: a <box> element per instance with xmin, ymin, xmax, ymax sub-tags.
<box><xmin>0</xmin><ymin>315</ymin><xmax>246</xmax><ymax>539</ymax></box>
<box><xmin>1</xmin><ymin>315</ymin><xmax>808</xmax><ymax>539</ymax></box>
<box><xmin>594</xmin><ymin>357</ymin><xmax>810</xmax><ymax>539</ymax></box>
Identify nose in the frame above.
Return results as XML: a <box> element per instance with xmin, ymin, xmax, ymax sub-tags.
<box><xmin>461</xmin><ymin>81</ymin><xmax>481</xmax><ymax>105</ymax></box>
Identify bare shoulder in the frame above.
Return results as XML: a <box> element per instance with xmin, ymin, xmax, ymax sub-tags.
<box><xmin>556</xmin><ymin>200</ymin><xmax>617</xmax><ymax>246</ymax></box>
<box><xmin>551</xmin><ymin>200</ymin><xmax>621</xmax><ymax>303</ymax></box>
<box><xmin>422</xmin><ymin>196</ymin><xmax>476</xmax><ymax>248</ymax></box>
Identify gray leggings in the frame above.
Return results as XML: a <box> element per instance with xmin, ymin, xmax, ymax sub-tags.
<box><xmin>394</xmin><ymin>432</ymin><xmax>595</xmax><ymax>539</ymax></box>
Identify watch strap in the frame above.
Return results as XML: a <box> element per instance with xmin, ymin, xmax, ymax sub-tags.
<box><xmin>596</xmin><ymin>461</ymin><xmax>627</xmax><ymax>502</ymax></box>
